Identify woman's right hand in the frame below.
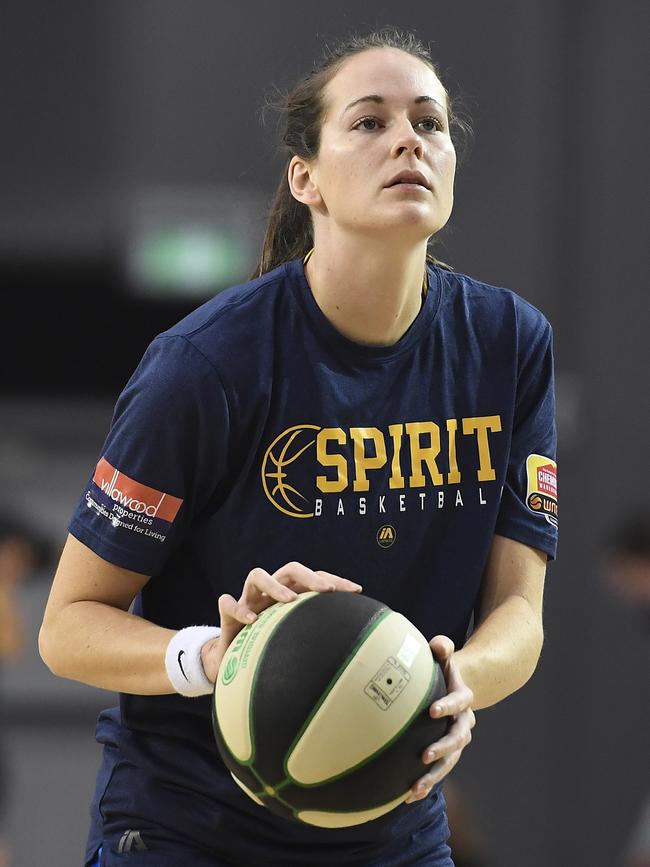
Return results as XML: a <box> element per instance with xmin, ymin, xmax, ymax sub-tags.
<box><xmin>201</xmin><ymin>562</ymin><xmax>362</xmax><ymax>684</ymax></box>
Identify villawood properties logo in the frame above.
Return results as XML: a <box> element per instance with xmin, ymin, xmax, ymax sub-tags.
<box><xmin>261</xmin><ymin>417</ymin><xmax>504</xmax><ymax>523</ymax></box>
<box><xmin>86</xmin><ymin>457</ymin><xmax>184</xmax><ymax>541</ymax></box>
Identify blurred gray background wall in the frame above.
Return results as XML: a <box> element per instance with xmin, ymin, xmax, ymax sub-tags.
<box><xmin>1</xmin><ymin>2</ymin><xmax>648</xmax><ymax>866</ymax></box>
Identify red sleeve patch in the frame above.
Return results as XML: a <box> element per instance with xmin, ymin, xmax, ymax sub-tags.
<box><xmin>93</xmin><ymin>457</ymin><xmax>184</xmax><ymax>523</ymax></box>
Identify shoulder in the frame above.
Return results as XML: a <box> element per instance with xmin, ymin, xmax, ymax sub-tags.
<box><xmin>115</xmin><ymin>263</ymin><xmax>296</xmax><ymax>400</ymax></box>
<box><xmin>434</xmin><ymin>266</ymin><xmax>552</xmax><ymax>342</ymax></box>
<box><xmin>141</xmin><ymin>261</ymin><xmax>297</xmax><ymax>375</ymax></box>
<box><xmin>164</xmin><ymin>262</ymin><xmax>291</xmax><ymax>341</ymax></box>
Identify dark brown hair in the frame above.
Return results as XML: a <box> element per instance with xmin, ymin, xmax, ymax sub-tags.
<box><xmin>252</xmin><ymin>28</ymin><xmax>470</xmax><ymax>278</ymax></box>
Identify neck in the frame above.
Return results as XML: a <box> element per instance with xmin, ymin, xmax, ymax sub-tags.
<box><xmin>304</xmin><ymin>233</ymin><xmax>429</xmax><ymax>346</ymax></box>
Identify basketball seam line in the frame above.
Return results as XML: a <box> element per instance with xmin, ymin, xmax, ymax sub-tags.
<box><xmin>279</xmin><ymin>606</ymin><xmax>397</xmax><ymax>789</ymax></box>
<box><xmin>213</xmin><ymin>592</ymin><xmax>319</xmax><ymax>769</ymax></box>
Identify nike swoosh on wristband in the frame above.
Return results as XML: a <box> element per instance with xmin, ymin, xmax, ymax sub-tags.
<box><xmin>177</xmin><ymin>650</ymin><xmax>189</xmax><ymax>681</ymax></box>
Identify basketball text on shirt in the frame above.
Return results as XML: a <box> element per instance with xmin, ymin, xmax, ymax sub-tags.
<box><xmin>261</xmin><ymin>417</ymin><xmax>503</xmax><ymax>519</ymax></box>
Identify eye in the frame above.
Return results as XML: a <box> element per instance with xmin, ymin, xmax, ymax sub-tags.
<box><xmin>416</xmin><ymin>116</ymin><xmax>445</xmax><ymax>133</ymax></box>
<box><xmin>353</xmin><ymin>116</ymin><xmax>383</xmax><ymax>131</ymax></box>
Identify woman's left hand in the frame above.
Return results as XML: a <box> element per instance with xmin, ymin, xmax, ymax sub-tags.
<box><xmin>405</xmin><ymin>635</ymin><xmax>476</xmax><ymax>803</ymax></box>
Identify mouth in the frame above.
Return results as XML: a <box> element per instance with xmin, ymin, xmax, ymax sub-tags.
<box><xmin>385</xmin><ymin>171</ymin><xmax>432</xmax><ymax>191</ymax></box>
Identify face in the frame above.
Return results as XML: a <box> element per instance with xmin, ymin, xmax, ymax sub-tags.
<box><xmin>298</xmin><ymin>47</ymin><xmax>457</xmax><ymax>241</ymax></box>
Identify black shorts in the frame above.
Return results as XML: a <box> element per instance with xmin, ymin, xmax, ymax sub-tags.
<box><xmin>87</xmin><ymin>723</ymin><xmax>453</xmax><ymax>866</ymax></box>
<box><xmin>88</xmin><ymin>835</ymin><xmax>454</xmax><ymax>867</ymax></box>
<box><xmin>87</xmin><ymin>813</ymin><xmax>454</xmax><ymax>867</ymax></box>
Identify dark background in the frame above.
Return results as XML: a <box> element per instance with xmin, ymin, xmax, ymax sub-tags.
<box><xmin>1</xmin><ymin>2</ymin><xmax>648</xmax><ymax>865</ymax></box>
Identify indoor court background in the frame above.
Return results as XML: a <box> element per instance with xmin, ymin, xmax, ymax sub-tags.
<box><xmin>1</xmin><ymin>2</ymin><xmax>648</xmax><ymax>866</ymax></box>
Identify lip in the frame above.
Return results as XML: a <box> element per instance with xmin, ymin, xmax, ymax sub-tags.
<box><xmin>385</xmin><ymin>170</ymin><xmax>432</xmax><ymax>191</ymax></box>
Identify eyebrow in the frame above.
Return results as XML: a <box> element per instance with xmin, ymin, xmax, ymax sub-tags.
<box><xmin>341</xmin><ymin>94</ymin><xmax>446</xmax><ymax>118</ymax></box>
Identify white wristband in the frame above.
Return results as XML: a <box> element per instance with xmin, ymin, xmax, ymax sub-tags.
<box><xmin>165</xmin><ymin>625</ymin><xmax>221</xmax><ymax>697</ymax></box>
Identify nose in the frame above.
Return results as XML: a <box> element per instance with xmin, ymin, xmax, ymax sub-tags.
<box><xmin>390</xmin><ymin>116</ymin><xmax>424</xmax><ymax>160</ymax></box>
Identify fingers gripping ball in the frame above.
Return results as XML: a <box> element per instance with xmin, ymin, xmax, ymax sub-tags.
<box><xmin>212</xmin><ymin>592</ymin><xmax>448</xmax><ymax>828</ymax></box>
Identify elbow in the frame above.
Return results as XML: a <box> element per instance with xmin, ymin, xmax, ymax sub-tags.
<box><xmin>38</xmin><ymin>617</ymin><xmax>65</xmax><ymax>676</ymax></box>
<box><xmin>533</xmin><ymin>621</ymin><xmax>545</xmax><ymax>667</ymax></box>
<box><xmin>520</xmin><ymin>624</ymin><xmax>545</xmax><ymax>688</ymax></box>
<box><xmin>498</xmin><ymin>623</ymin><xmax>545</xmax><ymax>702</ymax></box>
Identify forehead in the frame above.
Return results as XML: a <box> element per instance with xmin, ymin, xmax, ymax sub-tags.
<box><xmin>323</xmin><ymin>47</ymin><xmax>447</xmax><ymax>117</ymax></box>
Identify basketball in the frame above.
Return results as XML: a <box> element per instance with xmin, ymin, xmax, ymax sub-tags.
<box><xmin>212</xmin><ymin>591</ymin><xmax>448</xmax><ymax>828</ymax></box>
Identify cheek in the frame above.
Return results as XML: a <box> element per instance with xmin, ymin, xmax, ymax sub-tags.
<box><xmin>318</xmin><ymin>149</ymin><xmax>370</xmax><ymax>204</ymax></box>
<box><xmin>435</xmin><ymin>146</ymin><xmax>457</xmax><ymax>192</ymax></box>
<box><xmin>440</xmin><ymin>139</ymin><xmax>457</xmax><ymax>171</ymax></box>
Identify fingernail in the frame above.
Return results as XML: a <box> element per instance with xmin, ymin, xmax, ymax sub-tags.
<box><xmin>433</xmin><ymin>704</ymin><xmax>443</xmax><ymax>716</ymax></box>
<box><xmin>246</xmin><ymin>612</ymin><xmax>256</xmax><ymax>622</ymax></box>
<box><xmin>426</xmin><ymin>750</ymin><xmax>436</xmax><ymax>762</ymax></box>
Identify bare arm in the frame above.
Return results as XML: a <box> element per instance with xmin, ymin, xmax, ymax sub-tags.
<box><xmin>39</xmin><ymin>534</ymin><xmax>174</xmax><ymax>694</ymax></box>
<box><xmin>453</xmin><ymin>533</ymin><xmax>546</xmax><ymax>710</ymax></box>
<box><xmin>407</xmin><ymin>534</ymin><xmax>547</xmax><ymax>802</ymax></box>
<box><xmin>39</xmin><ymin>534</ymin><xmax>363</xmax><ymax>696</ymax></box>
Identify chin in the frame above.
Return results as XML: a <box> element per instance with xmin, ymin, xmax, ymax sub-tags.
<box><xmin>381</xmin><ymin>207</ymin><xmax>443</xmax><ymax>237</ymax></box>
<box><xmin>343</xmin><ymin>207</ymin><xmax>445</xmax><ymax>241</ymax></box>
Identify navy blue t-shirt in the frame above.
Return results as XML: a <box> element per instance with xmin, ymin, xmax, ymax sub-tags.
<box><xmin>71</xmin><ymin>258</ymin><xmax>557</xmax><ymax>863</ymax></box>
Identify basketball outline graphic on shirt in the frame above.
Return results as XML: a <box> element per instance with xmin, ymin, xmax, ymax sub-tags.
<box><xmin>261</xmin><ymin>424</ymin><xmax>321</xmax><ymax>518</ymax></box>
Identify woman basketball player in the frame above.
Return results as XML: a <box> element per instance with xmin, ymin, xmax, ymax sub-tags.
<box><xmin>39</xmin><ymin>29</ymin><xmax>557</xmax><ymax>866</ymax></box>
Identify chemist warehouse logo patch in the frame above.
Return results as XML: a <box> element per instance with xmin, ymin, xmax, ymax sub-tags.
<box><xmin>261</xmin><ymin>418</ymin><xmax>503</xmax><ymax>530</ymax></box>
<box><xmin>84</xmin><ymin>456</ymin><xmax>184</xmax><ymax>543</ymax></box>
<box><xmin>526</xmin><ymin>454</ymin><xmax>558</xmax><ymax>528</ymax></box>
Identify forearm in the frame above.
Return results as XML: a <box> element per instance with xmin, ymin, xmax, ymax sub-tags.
<box><xmin>453</xmin><ymin>594</ymin><xmax>544</xmax><ymax>710</ymax></box>
<box><xmin>39</xmin><ymin>601</ymin><xmax>176</xmax><ymax>695</ymax></box>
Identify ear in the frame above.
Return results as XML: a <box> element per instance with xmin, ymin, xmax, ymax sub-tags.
<box><xmin>288</xmin><ymin>155</ymin><xmax>322</xmax><ymax>207</ymax></box>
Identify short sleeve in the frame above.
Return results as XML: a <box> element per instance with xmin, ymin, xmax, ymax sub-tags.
<box><xmin>69</xmin><ymin>334</ymin><xmax>231</xmax><ymax>575</ymax></box>
<box><xmin>494</xmin><ymin>309</ymin><xmax>558</xmax><ymax>560</ymax></box>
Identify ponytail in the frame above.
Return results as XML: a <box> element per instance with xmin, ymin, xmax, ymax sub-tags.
<box><xmin>251</xmin><ymin>161</ymin><xmax>313</xmax><ymax>278</ymax></box>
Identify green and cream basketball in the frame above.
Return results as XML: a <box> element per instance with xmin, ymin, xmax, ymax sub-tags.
<box><xmin>212</xmin><ymin>591</ymin><xmax>448</xmax><ymax>828</ymax></box>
